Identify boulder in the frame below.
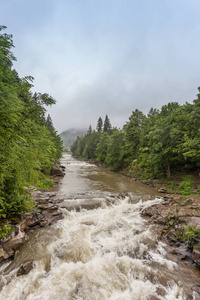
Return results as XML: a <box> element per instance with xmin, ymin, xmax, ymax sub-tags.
<box><xmin>1</xmin><ymin>228</ymin><xmax>28</xmax><ymax>253</ymax></box>
<box><xmin>192</xmin><ymin>248</ymin><xmax>200</xmax><ymax>266</ymax></box>
<box><xmin>158</xmin><ymin>187</ymin><xmax>167</xmax><ymax>193</ymax></box>
<box><xmin>17</xmin><ymin>259</ymin><xmax>35</xmax><ymax>276</ymax></box>
<box><xmin>50</xmin><ymin>167</ymin><xmax>65</xmax><ymax>177</ymax></box>
<box><xmin>59</xmin><ymin>198</ymin><xmax>105</xmax><ymax>211</ymax></box>
<box><xmin>20</xmin><ymin>213</ymin><xmax>39</xmax><ymax>231</ymax></box>
<box><xmin>0</xmin><ymin>246</ymin><xmax>9</xmax><ymax>263</ymax></box>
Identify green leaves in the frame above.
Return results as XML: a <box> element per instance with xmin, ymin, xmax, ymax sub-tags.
<box><xmin>72</xmin><ymin>89</ymin><xmax>200</xmax><ymax>179</ymax></box>
<box><xmin>0</xmin><ymin>26</ymin><xmax>62</xmax><ymax>219</ymax></box>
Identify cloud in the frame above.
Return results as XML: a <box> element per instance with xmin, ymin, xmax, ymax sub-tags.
<box><xmin>1</xmin><ymin>0</ymin><xmax>200</xmax><ymax>132</ymax></box>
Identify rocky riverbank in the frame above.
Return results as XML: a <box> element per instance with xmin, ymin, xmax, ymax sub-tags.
<box><xmin>142</xmin><ymin>193</ymin><xmax>200</xmax><ymax>269</ymax></box>
<box><xmin>0</xmin><ymin>187</ymin><xmax>63</xmax><ymax>264</ymax></box>
<box><xmin>0</xmin><ymin>165</ymin><xmax>65</xmax><ymax>265</ymax></box>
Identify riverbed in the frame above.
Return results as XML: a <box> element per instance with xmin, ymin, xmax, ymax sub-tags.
<box><xmin>0</xmin><ymin>154</ymin><xmax>199</xmax><ymax>299</ymax></box>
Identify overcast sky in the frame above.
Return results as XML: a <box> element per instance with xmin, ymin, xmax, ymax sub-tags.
<box><xmin>1</xmin><ymin>0</ymin><xmax>200</xmax><ymax>133</ymax></box>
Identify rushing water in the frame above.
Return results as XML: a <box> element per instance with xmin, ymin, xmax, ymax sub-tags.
<box><xmin>0</xmin><ymin>154</ymin><xmax>199</xmax><ymax>299</ymax></box>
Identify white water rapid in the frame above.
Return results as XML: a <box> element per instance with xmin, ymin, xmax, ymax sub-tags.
<box><xmin>0</xmin><ymin>155</ymin><xmax>198</xmax><ymax>299</ymax></box>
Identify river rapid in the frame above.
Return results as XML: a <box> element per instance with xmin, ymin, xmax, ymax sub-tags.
<box><xmin>0</xmin><ymin>154</ymin><xmax>199</xmax><ymax>299</ymax></box>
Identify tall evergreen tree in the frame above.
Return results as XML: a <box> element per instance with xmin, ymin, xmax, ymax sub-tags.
<box><xmin>103</xmin><ymin>115</ymin><xmax>112</xmax><ymax>133</ymax></box>
<box><xmin>96</xmin><ymin>117</ymin><xmax>103</xmax><ymax>132</ymax></box>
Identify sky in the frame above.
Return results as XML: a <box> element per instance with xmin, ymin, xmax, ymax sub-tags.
<box><xmin>1</xmin><ymin>0</ymin><xmax>200</xmax><ymax>133</ymax></box>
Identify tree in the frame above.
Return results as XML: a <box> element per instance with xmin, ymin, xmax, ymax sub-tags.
<box><xmin>103</xmin><ymin>115</ymin><xmax>112</xmax><ymax>133</ymax></box>
<box><xmin>0</xmin><ymin>26</ymin><xmax>62</xmax><ymax>219</ymax></box>
<box><xmin>96</xmin><ymin>117</ymin><xmax>103</xmax><ymax>132</ymax></box>
<box><xmin>124</xmin><ymin>109</ymin><xmax>146</xmax><ymax>163</ymax></box>
<box><xmin>105</xmin><ymin>129</ymin><xmax>124</xmax><ymax>170</ymax></box>
<box><xmin>148</xmin><ymin>102</ymin><xmax>180</xmax><ymax>178</ymax></box>
<box><xmin>95</xmin><ymin>132</ymin><xmax>110</xmax><ymax>162</ymax></box>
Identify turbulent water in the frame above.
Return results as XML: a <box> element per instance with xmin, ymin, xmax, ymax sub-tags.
<box><xmin>0</xmin><ymin>155</ymin><xmax>199</xmax><ymax>299</ymax></box>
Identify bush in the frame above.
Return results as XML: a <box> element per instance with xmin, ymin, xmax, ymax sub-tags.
<box><xmin>0</xmin><ymin>225</ymin><xmax>15</xmax><ymax>240</ymax></box>
<box><xmin>179</xmin><ymin>176</ymin><xmax>194</xmax><ymax>195</ymax></box>
<box><xmin>182</xmin><ymin>225</ymin><xmax>200</xmax><ymax>244</ymax></box>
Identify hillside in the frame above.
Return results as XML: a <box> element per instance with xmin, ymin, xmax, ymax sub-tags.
<box><xmin>60</xmin><ymin>128</ymin><xmax>87</xmax><ymax>151</ymax></box>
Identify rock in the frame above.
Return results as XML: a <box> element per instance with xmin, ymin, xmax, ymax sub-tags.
<box><xmin>192</xmin><ymin>248</ymin><xmax>200</xmax><ymax>266</ymax></box>
<box><xmin>45</xmin><ymin>192</ymin><xmax>56</xmax><ymax>197</ymax></box>
<box><xmin>59</xmin><ymin>198</ymin><xmax>105</xmax><ymax>211</ymax></box>
<box><xmin>0</xmin><ymin>227</ymin><xmax>29</xmax><ymax>262</ymax></box>
<box><xmin>0</xmin><ymin>246</ymin><xmax>9</xmax><ymax>262</ymax></box>
<box><xmin>158</xmin><ymin>187</ymin><xmax>167</xmax><ymax>193</ymax></box>
<box><xmin>186</xmin><ymin>217</ymin><xmax>200</xmax><ymax>229</ymax></box>
<box><xmin>17</xmin><ymin>259</ymin><xmax>35</xmax><ymax>276</ymax></box>
<box><xmin>1</xmin><ymin>227</ymin><xmax>28</xmax><ymax>252</ymax></box>
<box><xmin>20</xmin><ymin>213</ymin><xmax>39</xmax><ymax>231</ymax></box>
<box><xmin>59</xmin><ymin>164</ymin><xmax>66</xmax><ymax>170</ymax></box>
<box><xmin>50</xmin><ymin>166</ymin><xmax>65</xmax><ymax>177</ymax></box>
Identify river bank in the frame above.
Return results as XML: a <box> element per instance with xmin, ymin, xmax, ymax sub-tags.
<box><xmin>121</xmin><ymin>166</ymin><xmax>200</xmax><ymax>272</ymax></box>
<box><xmin>81</xmin><ymin>157</ymin><xmax>200</xmax><ymax>271</ymax></box>
<box><xmin>0</xmin><ymin>164</ymin><xmax>65</xmax><ymax>266</ymax></box>
<box><xmin>1</xmin><ymin>154</ymin><xmax>200</xmax><ymax>299</ymax></box>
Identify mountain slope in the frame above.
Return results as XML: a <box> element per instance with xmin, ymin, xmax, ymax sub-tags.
<box><xmin>60</xmin><ymin>128</ymin><xmax>87</xmax><ymax>151</ymax></box>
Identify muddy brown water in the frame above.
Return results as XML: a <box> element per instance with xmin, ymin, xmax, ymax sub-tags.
<box><xmin>0</xmin><ymin>154</ymin><xmax>199</xmax><ymax>299</ymax></box>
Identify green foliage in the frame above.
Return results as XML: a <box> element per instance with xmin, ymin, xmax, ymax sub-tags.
<box><xmin>0</xmin><ymin>26</ymin><xmax>62</xmax><ymax>219</ymax></box>
<box><xmin>103</xmin><ymin>115</ymin><xmax>112</xmax><ymax>134</ymax></box>
<box><xmin>182</xmin><ymin>225</ymin><xmax>200</xmax><ymax>243</ymax></box>
<box><xmin>179</xmin><ymin>176</ymin><xmax>194</xmax><ymax>195</ymax></box>
<box><xmin>96</xmin><ymin>117</ymin><xmax>103</xmax><ymax>132</ymax></box>
<box><xmin>105</xmin><ymin>130</ymin><xmax>124</xmax><ymax>171</ymax></box>
<box><xmin>179</xmin><ymin>181</ymin><xmax>193</xmax><ymax>195</ymax></box>
<box><xmin>0</xmin><ymin>225</ymin><xmax>14</xmax><ymax>240</ymax></box>
<box><xmin>38</xmin><ymin>177</ymin><xmax>53</xmax><ymax>189</ymax></box>
<box><xmin>71</xmin><ymin>88</ymin><xmax>200</xmax><ymax>182</ymax></box>
<box><xmin>95</xmin><ymin>132</ymin><xmax>110</xmax><ymax>162</ymax></box>
<box><xmin>197</xmin><ymin>185</ymin><xmax>200</xmax><ymax>193</ymax></box>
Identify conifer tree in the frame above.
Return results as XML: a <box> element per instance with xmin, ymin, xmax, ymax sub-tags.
<box><xmin>103</xmin><ymin>115</ymin><xmax>112</xmax><ymax>133</ymax></box>
<box><xmin>96</xmin><ymin>117</ymin><xmax>103</xmax><ymax>132</ymax></box>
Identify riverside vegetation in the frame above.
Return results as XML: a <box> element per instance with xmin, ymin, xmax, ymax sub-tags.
<box><xmin>71</xmin><ymin>91</ymin><xmax>200</xmax><ymax>263</ymax></box>
<box><xmin>0</xmin><ymin>26</ymin><xmax>63</xmax><ymax>238</ymax></box>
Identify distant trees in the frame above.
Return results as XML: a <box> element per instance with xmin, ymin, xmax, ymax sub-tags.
<box><xmin>103</xmin><ymin>115</ymin><xmax>112</xmax><ymax>133</ymax></box>
<box><xmin>71</xmin><ymin>89</ymin><xmax>200</xmax><ymax>178</ymax></box>
<box><xmin>0</xmin><ymin>26</ymin><xmax>62</xmax><ymax>219</ymax></box>
<box><xmin>96</xmin><ymin>117</ymin><xmax>103</xmax><ymax>132</ymax></box>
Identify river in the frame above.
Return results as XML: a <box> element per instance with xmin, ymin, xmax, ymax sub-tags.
<box><xmin>0</xmin><ymin>154</ymin><xmax>199</xmax><ymax>299</ymax></box>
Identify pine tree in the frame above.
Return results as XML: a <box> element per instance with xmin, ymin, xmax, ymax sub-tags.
<box><xmin>103</xmin><ymin>115</ymin><xmax>112</xmax><ymax>133</ymax></box>
<box><xmin>96</xmin><ymin>117</ymin><xmax>103</xmax><ymax>132</ymax></box>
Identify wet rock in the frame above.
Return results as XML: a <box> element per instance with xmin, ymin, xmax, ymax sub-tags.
<box><xmin>59</xmin><ymin>198</ymin><xmax>105</xmax><ymax>211</ymax></box>
<box><xmin>38</xmin><ymin>203</ymin><xmax>50</xmax><ymax>209</ymax></box>
<box><xmin>1</xmin><ymin>228</ymin><xmax>28</xmax><ymax>253</ymax></box>
<box><xmin>50</xmin><ymin>166</ymin><xmax>65</xmax><ymax>177</ymax></box>
<box><xmin>17</xmin><ymin>259</ymin><xmax>35</xmax><ymax>276</ymax></box>
<box><xmin>59</xmin><ymin>164</ymin><xmax>66</xmax><ymax>170</ymax></box>
<box><xmin>192</xmin><ymin>285</ymin><xmax>200</xmax><ymax>296</ymax></box>
<box><xmin>20</xmin><ymin>213</ymin><xmax>40</xmax><ymax>231</ymax></box>
<box><xmin>0</xmin><ymin>246</ymin><xmax>9</xmax><ymax>262</ymax></box>
<box><xmin>45</xmin><ymin>192</ymin><xmax>56</xmax><ymax>197</ymax></box>
<box><xmin>158</xmin><ymin>187</ymin><xmax>167</xmax><ymax>193</ymax></box>
<box><xmin>0</xmin><ymin>228</ymin><xmax>29</xmax><ymax>262</ymax></box>
<box><xmin>47</xmin><ymin>205</ymin><xmax>58</xmax><ymax>211</ymax></box>
<box><xmin>192</xmin><ymin>248</ymin><xmax>200</xmax><ymax>266</ymax></box>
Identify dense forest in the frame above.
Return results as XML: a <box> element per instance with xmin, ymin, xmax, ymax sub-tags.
<box><xmin>0</xmin><ymin>26</ymin><xmax>62</xmax><ymax>219</ymax></box>
<box><xmin>71</xmin><ymin>91</ymin><xmax>200</xmax><ymax>181</ymax></box>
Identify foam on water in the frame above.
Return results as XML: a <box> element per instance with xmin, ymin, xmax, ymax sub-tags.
<box><xmin>0</xmin><ymin>196</ymin><xmax>188</xmax><ymax>300</ymax></box>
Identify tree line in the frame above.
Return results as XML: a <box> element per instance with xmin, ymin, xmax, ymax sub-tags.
<box><xmin>0</xmin><ymin>26</ymin><xmax>62</xmax><ymax>219</ymax></box>
<box><xmin>71</xmin><ymin>90</ymin><xmax>200</xmax><ymax>180</ymax></box>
